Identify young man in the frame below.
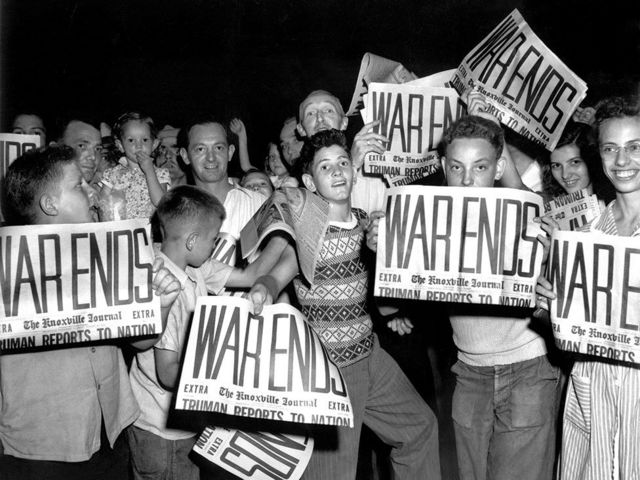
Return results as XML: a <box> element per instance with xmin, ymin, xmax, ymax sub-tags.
<box><xmin>438</xmin><ymin>115</ymin><xmax>560</xmax><ymax>480</ymax></box>
<box><xmin>0</xmin><ymin>145</ymin><xmax>181</xmax><ymax>480</ymax></box>
<box><xmin>247</xmin><ymin>129</ymin><xmax>441</xmax><ymax>480</ymax></box>
<box><xmin>368</xmin><ymin>113</ymin><xmax>560</xmax><ymax>480</ymax></box>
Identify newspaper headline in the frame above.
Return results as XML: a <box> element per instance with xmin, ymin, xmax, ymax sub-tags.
<box><xmin>543</xmin><ymin>188</ymin><xmax>603</xmax><ymax>231</ymax></box>
<box><xmin>176</xmin><ymin>296</ymin><xmax>353</xmax><ymax>427</ymax></box>
<box><xmin>374</xmin><ymin>186</ymin><xmax>544</xmax><ymax>307</ymax></box>
<box><xmin>0</xmin><ymin>219</ymin><xmax>161</xmax><ymax>350</ymax></box>
<box><xmin>549</xmin><ymin>230</ymin><xmax>640</xmax><ymax>364</ymax></box>
<box><xmin>194</xmin><ymin>426</ymin><xmax>313</xmax><ymax>480</ymax></box>
<box><xmin>450</xmin><ymin>9</ymin><xmax>587</xmax><ymax>150</ymax></box>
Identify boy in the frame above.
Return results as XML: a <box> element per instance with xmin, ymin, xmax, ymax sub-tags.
<box><xmin>128</xmin><ymin>184</ymin><xmax>287</xmax><ymax>479</ymax></box>
<box><xmin>0</xmin><ymin>145</ymin><xmax>181</xmax><ymax>480</ymax></box>
<box><xmin>372</xmin><ymin>115</ymin><xmax>560</xmax><ymax>480</ymax></box>
<box><xmin>128</xmin><ymin>184</ymin><xmax>227</xmax><ymax>480</ymax></box>
<box><xmin>247</xmin><ymin>129</ymin><xmax>441</xmax><ymax>480</ymax></box>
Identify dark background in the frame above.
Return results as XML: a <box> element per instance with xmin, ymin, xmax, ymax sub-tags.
<box><xmin>2</xmin><ymin>0</ymin><xmax>639</xmax><ymax>163</ymax></box>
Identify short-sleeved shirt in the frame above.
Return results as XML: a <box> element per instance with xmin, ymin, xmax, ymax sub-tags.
<box><xmin>102</xmin><ymin>162</ymin><xmax>170</xmax><ymax>220</ymax></box>
<box><xmin>0</xmin><ymin>346</ymin><xmax>139</xmax><ymax>462</ymax></box>
<box><xmin>129</xmin><ymin>249</ymin><xmax>231</xmax><ymax>440</ymax></box>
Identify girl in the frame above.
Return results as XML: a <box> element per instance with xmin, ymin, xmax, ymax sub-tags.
<box><xmin>265</xmin><ymin>141</ymin><xmax>298</xmax><ymax>189</ymax></box>
<box><xmin>102</xmin><ymin>112</ymin><xmax>171</xmax><ymax>219</ymax></box>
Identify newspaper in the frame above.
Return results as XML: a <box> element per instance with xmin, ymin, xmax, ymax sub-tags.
<box><xmin>176</xmin><ymin>296</ymin><xmax>354</xmax><ymax>427</ymax></box>
<box><xmin>194</xmin><ymin>426</ymin><xmax>313</xmax><ymax>480</ymax></box>
<box><xmin>543</xmin><ymin>188</ymin><xmax>603</xmax><ymax>231</ymax></box>
<box><xmin>548</xmin><ymin>230</ymin><xmax>640</xmax><ymax>364</ymax></box>
<box><xmin>0</xmin><ymin>219</ymin><xmax>161</xmax><ymax>350</ymax></box>
<box><xmin>374</xmin><ymin>186</ymin><xmax>545</xmax><ymax>307</ymax></box>
<box><xmin>450</xmin><ymin>9</ymin><xmax>587</xmax><ymax>150</ymax></box>
<box><xmin>346</xmin><ymin>52</ymin><xmax>418</xmax><ymax>116</ymax></box>
<box><xmin>240</xmin><ymin>188</ymin><xmax>329</xmax><ymax>283</ymax></box>
<box><xmin>362</xmin><ymin>83</ymin><xmax>463</xmax><ymax>185</ymax></box>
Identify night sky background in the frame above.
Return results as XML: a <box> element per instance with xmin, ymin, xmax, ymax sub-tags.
<box><xmin>2</xmin><ymin>0</ymin><xmax>639</xmax><ymax>168</ymax></box>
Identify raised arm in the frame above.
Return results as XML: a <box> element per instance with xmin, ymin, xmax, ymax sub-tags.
<box><xmin>246</xmin><ymin>243</ymin><xmax>299</xmax><ymax>314</ymax></box>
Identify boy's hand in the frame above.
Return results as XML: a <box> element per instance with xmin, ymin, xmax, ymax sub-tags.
<box><xmin>465</xmin><ymin>89</ymin><xmax>500</xmax><ymax>125</ymax></box>
<box><xmin>245</xmin><ymin>283</ymin><xmax>273</xmax><ymax>315</ymax></box>
<box><xmin>351</xmin><ymin>121</ymin><xmax>389</xmax><ymax>170</ymax></box>
<box><xmin>387</xmin><ymin>317</ymin><xmax>414</xmax><ymax>336</ymax></box>
<box><xmin>151</xmin><ymin>258</ymin><xmax>182</xmax><ymax>308</ymax></box>
<box><xmin>137</xmin><ymin>151</ymin><xmax>156</xmax><ymax>173</ymax></box>
<box><xmin>230</xmin><ymin>118</ymin><xmax>247</xmax><ymax>140</ymax></box>
<box><xmin>366</xmin><ymin>211</ymin><xmax>385</xmax><ymax>252</ymax></box>
<box><xmin>535</xmin><ymin>275</ymin><xmax>556</xmax><ymax>311</ymax></box>
<box><xmin>534</xmin><ymin>214</ymin><xmax>560</xmax><ymax>264</ymax></box>
<box><xmin>572</xmin><ymin>106</ymin><xmax>596</xmax><ymax>126</ymax></box>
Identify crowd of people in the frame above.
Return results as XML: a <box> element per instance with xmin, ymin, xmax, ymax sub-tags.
<box><xmin>1</xmin><ymin>84</ymin><xmax>639</xmax><ymax>480</ymax></box>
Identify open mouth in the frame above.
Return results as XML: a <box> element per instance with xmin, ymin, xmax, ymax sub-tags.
<box><xmin>614</xmin><ymin>169</ymin><xmax>639</xmax><ymax>180</ymax></box>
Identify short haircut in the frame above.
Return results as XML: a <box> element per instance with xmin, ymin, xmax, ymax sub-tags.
<box><xmin>594</xmin><ymin>96</ymin><xmax>640</xmax><ymax>138</ymax></box>
<box><xmin>241</xmin><ymin>168</ymin><xmax>273</xmax><ymax>187</ymax></box>
<box><xmin>113</xmin><ymin>112</ymin><xmax>158</xmax><ymax>141</ymax></box>
<box><xmin>151</xmin><ymin>185</ymin><xmax>226</xmax><ymax>242</ymax></box>
<box><xmin>441</xmin><ymin>115</ymin><xmax>504</xmax><ymax>159</ymax></box>
<box><xmin>177</xmin><ymin>118</ymin><xmax>228</xmax><ymax>150</ymax></box>
<box><xmin>298</xmin><ymin>129</ymin><xmax>350</xmax><ymax>176</ymax></box>
<box><xmin>298</xmin><ymin>90</ymin><xmax>345</xmax><ymax>121</ymax></box>
<box><xmin>1</xmin><ymin>145</ymin><xmax>76</xmax><ymax>226</ymax></box>
<box><xmin>58</xmin><ymin>117</ymin><xmax>101</xmax><ymax>143</ymax></box>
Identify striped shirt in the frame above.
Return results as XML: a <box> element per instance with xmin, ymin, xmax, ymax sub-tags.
<box><xmin>560</xmin><ymin>201</ymin><xmax>640</xmax><ymax>479</ymax></box>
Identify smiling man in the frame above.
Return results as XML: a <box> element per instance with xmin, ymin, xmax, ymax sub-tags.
<box><xmin>179</xmin><ymin>120</ymin><xmax>264</xmax><ymax>269</ymax></box>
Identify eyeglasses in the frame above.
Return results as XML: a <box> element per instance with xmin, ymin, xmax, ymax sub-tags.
<box><xmin>600</xmin><ymin>142</ymin><xmax>640</xmax><ymax>159</ymax></box>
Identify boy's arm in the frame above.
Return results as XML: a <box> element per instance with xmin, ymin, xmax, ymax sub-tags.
<box><xmin>247</xmin><ymin>243</ymin><xmax>299</xmax><ymax>314</ymax></box>
<box><xmin>131</xmin><ymin>257</ymin><xmax>181</xmax><ymax>350</ymax></box>
<box><xmin>227</xmin><ymin>234</ymin><xmax>291</xmax><ymax>288</ymax></box>
<box><xmin>154</xmin><ymin>347</ymin><xmax>180</xmax><ymax>390</ymax></box>
<box><xmin>139</xmin><ymin>152</ymin><xmax>169</xmax><ymax>206</ymax></box>
<box><xmin>230</xmin><ymin>118</ymin><xmax>253</xmax><ymax>172</ymax></box>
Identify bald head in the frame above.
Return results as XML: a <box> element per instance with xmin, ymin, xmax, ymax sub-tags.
<box><xmin>297</xmin><ymin>90</ymin><xmax>348</xmax><ymax>137</ymax></box>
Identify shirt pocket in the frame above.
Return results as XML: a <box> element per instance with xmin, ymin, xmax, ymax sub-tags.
<box><xmin>564</xmin><ymin>374</ymin><xmax>591</xmax><ymax>435</ymax></box>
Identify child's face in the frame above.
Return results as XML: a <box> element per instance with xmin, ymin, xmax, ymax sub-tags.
<box><xmin>303</xmin><ymin>145</ymin><xmax>354</xmax><ymax>203</ymax></box>
<box><xmin>51</xmin><ymin>162</ymin><xmax>95</xmax><ymax>224</ymax></box>
<box><xmin>242</xmin><ymin>171</ymin><xmax>273</xmax><ymax>198</ymax></box>
<box><xmin>441</xmin><ymin>138</ymin><xmax>504</xmax><ymax>188</ymax></box>
<box><xmin>550</xmin><ymin>144</ymin><xmax>591</xmax><ymax>194</ymax></box>
<box><xmin>188</xmin><ymin>217</ymin><xmax>222</xmax><ymax>267</ymax></box>
<box><xmin>117</xmin><ymin>120</ymin><xmax>158</xmax><ymax>164</ymax></box>
<box><xmin>267</xmin><ymin>144</ymin><xmax>288</xmax><ymax>177</ymax></box>
<box><xmin>12</xmin><ymin>114</ymin><xmax>46</xmax><ymax>143</ymax></box>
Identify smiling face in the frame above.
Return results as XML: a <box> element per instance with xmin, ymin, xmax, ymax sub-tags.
<box><xmin>302</xmin><ymin>144</ymin><xmax>354</xmax><ymax>204</ymax></box>
<box><xmin>182</xmin><ymin>123</ymin><xmax>235</xmax><ymax>186</ymax></box>
<box><xmin>550</xmin><ymin>144</ymin><xmax>591</xmax><ymax>194</ymax></box>
<box><xmin>441</xmin><ymin>137</ymin><xmax>504</xmax><ymax>188</ymax></box>
<box><xmin>599</xmin><ymin>116</ymin><xmax>640</xmax><ymax>195</ymax></box>
<box><xmin>62</xmin><ymin>120</ymin><xmax>102</xmax><ymax>182</ymax></box>
<box><xmin>298</xmin><ymin>92</ymin><xmax>348</xmax><ymax>137</ymax></box>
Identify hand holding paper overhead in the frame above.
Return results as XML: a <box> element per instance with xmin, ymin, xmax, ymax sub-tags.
<box><xmin>351</xmin><ymin>120</ymin><xmax>388</xmax><ymax>170</ymax></box>
<box><xmin>465</xmin><ymin>90</ymin><xmax>499</xmax><ymax>125</ymax></box>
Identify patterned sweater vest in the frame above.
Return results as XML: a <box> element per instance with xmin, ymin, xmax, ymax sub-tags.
<box><xmin>294</xmin><ymin>208</ymin><xmax>374</xmax><ymax>367</ymax></box>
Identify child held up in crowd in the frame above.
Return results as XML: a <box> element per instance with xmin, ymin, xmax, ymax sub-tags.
<box><xmin>0</xmin><ymin>145</ymin><xmax>181</xmax><ymax>480</ymax></box>
<box><xmin>240</xmin><ymin>168</ymin><xmax>274</xmax><ymax>198</ymax></box>
<box><xmin>247</xmin><ymin>129</ymin><xmax>441</xmax><ymax>480</ymax></box>
<box><xmin>103</xmin><ymin>112</ymin><xmax>171</xmax><ymax>219</ymax></box>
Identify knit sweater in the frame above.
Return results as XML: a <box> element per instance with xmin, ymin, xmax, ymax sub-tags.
<box><xmin>294</xmin><ymin>209</ymin><xmax>374</xmax><ymax>367</ymax></box>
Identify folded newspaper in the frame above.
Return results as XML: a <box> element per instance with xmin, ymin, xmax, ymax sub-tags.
<box><xmin>240</xmin><ymin>188</ymin><xmax>329</xmax><ymax>283</ymax></box>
